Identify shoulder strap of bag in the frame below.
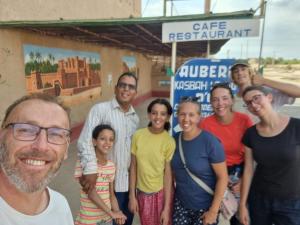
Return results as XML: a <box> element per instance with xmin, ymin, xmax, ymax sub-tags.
<box><xmin>178</xmin><ymin>132</ymin><xmax>214</xmax><ymax>195</ymax></box>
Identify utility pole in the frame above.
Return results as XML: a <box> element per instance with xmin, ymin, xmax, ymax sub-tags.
<box><xmin>240</xmin><ymin>44</ymin><xmax>243</xmax><ymax>59</ymax></box>
<box><xmin>260</xmin><ymin>0</ymin><xmax>266</xmax><ymax>17</ymax></box>
<box><xmin>227</xmin><ymin>49</ymin><xmax>230</xmax><ymax>59</ymax></box>
<box><xmin>204</xmin><ymin>0</ymin><xmax>211</xmax><ymax>14</ymax></box>
<box><xmin>163</xmin><ymin>0</ymin><xmax>167</xmax><ymax>16</ymax></box>
<box><xmin>204</xmin><ymin>0</ymin><xmax>211</xmax><ymax>57</ymax></box>
<box><xmin>258</xmin><ymin>1</ymin><xmax>267</xmax><ymax>74</ymax></box>
<box><xmin>246</xmin><ymin>40</ymin><xmax>249</xmax><ymax>59</ymax></box>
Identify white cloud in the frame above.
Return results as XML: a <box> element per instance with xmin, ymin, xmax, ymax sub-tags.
<box><xmin>142</xmin><ymin>0</ymin><xmax>163</xmax><ymax>17</ymax></box>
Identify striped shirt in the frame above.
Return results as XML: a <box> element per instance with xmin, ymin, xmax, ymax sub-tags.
<box><xmin>77</xmin><ymin>97</ymin><xmax>139</xmax><ymax>192</ymax></box>
<box><xmin>74</xmin><ymin>160</ymin><xmax>115</xmax><ymax>224</ymax></box>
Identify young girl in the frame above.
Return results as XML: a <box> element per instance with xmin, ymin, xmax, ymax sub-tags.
<box><xmin>129</xmin><ymin>98</ymin><xmax>175</xmax><ymax>225</ymax></box>
<box><xmin>75</xmin><ymin>124</ymin><xmax>126</xmax><ymax>225</ymax></box>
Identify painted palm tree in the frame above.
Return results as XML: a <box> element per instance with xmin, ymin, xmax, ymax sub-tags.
<box><xmin>48</xmin><ymin>53</ymin><xmax>55</xmax><ymax>65</ymax></box>
<box><xmin>35</xmin><ymin>52</ymin><xmax>42</xmax><ymax>63</ymax></box>
<box><xmin>34</xmin><ymin>52</ymin><xmax>42</xmax><ymax>71</ymax></box>
<box><xmin>29</xmin><ymin>51</ymin><xmax>35</xmax><ymax>62</ymax></box>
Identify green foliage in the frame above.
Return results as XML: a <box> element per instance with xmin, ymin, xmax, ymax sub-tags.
<box><xmin>25</xmin><ymin>61</ymin><xmax>58</xmax><ymax>75</ymax></box>
<box><xmin>261</xmin><ymin>57</ymin><xmax>300</xmax><ymax>65</ymax></box>
<box><xmin>25</xmin><ymin>51</ymin><xmax>100</xmax><ymax>75</ymax></box>
<box><xmin>90</xmin><ymin>63</ymin><xmax>101</xmax><ymax>70</ymax></box>
<box><xmin>25</xmin><ymin>51</ymin><xmax>58</xmax><ymax>75</ymax></box>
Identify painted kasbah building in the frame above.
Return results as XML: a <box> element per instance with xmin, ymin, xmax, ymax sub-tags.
<box><xmin>26</xmin><ymin>56</ymin><xmax>101</xmax><ymax>96</ymax></box>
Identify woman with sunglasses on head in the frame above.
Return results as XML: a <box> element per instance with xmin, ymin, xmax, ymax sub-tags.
<box><xmin>230</xmin><ymin>62</ymin><xmax>300</xmax><ymax>116</ymax></box>
<box><xmin>200</xmin><ymin>83</ymin><xmax>253</xmax><ymax>225</ymax></box>
<box><xmin>239</xmin><ymin>86</ymin><xmax>300</xmax><ymax>225</ymax></box>
<box><xmin>171</xmin><ymin>97</ymin><xmax>228</xmax><ymax>225</ymax></box>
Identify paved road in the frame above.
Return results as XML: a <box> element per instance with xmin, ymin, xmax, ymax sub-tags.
<box><xmin>50</xmin><ymin>97</ymin><xmax>300</xmax><ymax>224</ymax></box>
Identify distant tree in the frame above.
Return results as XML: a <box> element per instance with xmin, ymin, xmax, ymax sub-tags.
<box><xmin>264</xmin><ymin>57</ymin><xmax>272</xmax><ymax>65</ymax></box>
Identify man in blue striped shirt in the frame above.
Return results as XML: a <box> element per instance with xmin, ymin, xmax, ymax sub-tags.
<box><xmin>78</xmin><ymin>72</ymin><xmax>139</xmax><ymax>225</ymax></box>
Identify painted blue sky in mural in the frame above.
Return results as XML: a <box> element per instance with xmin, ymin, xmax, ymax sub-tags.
<box><xmin>122</xmin><ymin>56</ymin><xmax>136</xmax><ymax>69</ymax></box>
<box><xmin>23</xmin><ymin>44</ymin><xmax>101</xmax><ymax>64</ymax></box>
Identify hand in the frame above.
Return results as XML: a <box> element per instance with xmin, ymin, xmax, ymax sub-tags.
<box><xmin>79</xmin><ymin>173</ymin><xmax>98</xmax><ymax>194</ymax></box>
<box><xmin>128</xmin><ymin>196</ymin><xmax>139</xmax><ymax>214</ymax></box>
<box><xmin>239</xmin><ymin>205</ymin><xmax>250</xmax><ymax>225</ymax></box>
<box><xmin>252</xmin><ymin>73</ymin><xmax>265</xmax><ymax>86</ymax></box>
<box><xmin>229</xmin><ymin>180</ymin><xmax>241</xmax><ymax>195</ymax></box>
<box><xmin>111</xmin><ymin>210</ymin><xmax>127</xmax><ymax>225</ymax></box>
<box><xmin>160</xmin><ymin>209</ymin><xmax>170</xmax><ymax>225</ymax></box>
<box><xmin>201</xmin><ymin>209</ymin><xmax>218</xmax><ymax>225</ymax></box>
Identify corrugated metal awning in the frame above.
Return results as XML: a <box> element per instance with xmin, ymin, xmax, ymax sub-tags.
<box><xmin>0</xmin><ymin>10</ymin><xmax>255</xmax><ymax>57</ymax></box>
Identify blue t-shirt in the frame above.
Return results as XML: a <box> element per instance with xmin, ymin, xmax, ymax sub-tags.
<box><xmin>171</xmin><ymin>130</ymin><xmax>225</xmax><ymax>210</ymax></box>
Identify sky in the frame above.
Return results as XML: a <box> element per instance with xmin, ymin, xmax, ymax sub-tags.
<box><xmin>23</xmin><ymin>44</ymin><xmax>101</xmax><ymax>63</ymax></box>
<box><xmin>141</xmin><ymin>0</ymin><xmax>300</xmax><ymax>59</ymax></box>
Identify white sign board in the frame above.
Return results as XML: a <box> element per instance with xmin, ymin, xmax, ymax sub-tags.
<box><xmin>162</xmin><ymin>19</ymin><xmax>260</xmax><ymax>43</ymax></box>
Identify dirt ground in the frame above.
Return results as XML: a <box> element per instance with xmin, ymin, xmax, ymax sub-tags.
<box><xmin>263</xmin><ymin>64</ymin><xmax>300</xmax><ymax>84</ymax></box>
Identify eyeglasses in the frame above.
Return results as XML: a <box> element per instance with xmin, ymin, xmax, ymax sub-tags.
<box><xmin>4</xmin><ymin>123</ymin><xmax>71</xmax><ymax>145</ymax></box>
<box><xmin>180</xmin><ymin>96</ymin><xmax>200</xmax><ymax>103</ymax></box>
<box><xmin>117</xmin><ymin>82</ymin><xmax>136</xmax><ymax>91</ymax></box>
<box><xmin>243</xmin><ymin>94</ymin><xmax>263</xmax><ymax>108</ymax></box>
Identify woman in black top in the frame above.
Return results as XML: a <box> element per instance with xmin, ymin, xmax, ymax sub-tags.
<box><xmin>239</xmin><ymin>85</ymin><xmax>300</xmax><ymax>225</ymax></box>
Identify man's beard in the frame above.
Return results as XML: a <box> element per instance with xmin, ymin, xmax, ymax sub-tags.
<box><xmin>0</xmin><ymin>143</ymin><xmax>62</xmax><ymax>193</ymax></box>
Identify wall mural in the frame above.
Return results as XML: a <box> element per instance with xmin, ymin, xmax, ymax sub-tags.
<box><xmin>23</xmin><ymin>44</ymin><xmax>101</xmax><ymax>97</ymax></box>
<box><xmin>122</xmin><ymin>56</ymin><xmax>137</xmax><ymax>77</ymax></box>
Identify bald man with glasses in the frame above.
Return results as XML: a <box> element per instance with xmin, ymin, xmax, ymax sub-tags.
<box><xmin>0</xmin><ymin>93</ymin><xmax>74</xmax><ymax>225</ymax></box>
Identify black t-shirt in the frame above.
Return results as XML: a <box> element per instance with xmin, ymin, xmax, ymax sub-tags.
<box><xmin>242</xmin><ymin>117</ymin><xmax>300</xmax><ymax>199</ymax></box>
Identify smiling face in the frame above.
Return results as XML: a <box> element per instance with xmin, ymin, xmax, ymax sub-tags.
<box><xmin>177</xmin><ymin>102</ymin><xmax>201</xmax><ymax>135</ymax></box>
<box><xmin>231</xmin><ymin>65</ymin><xmax>252</xmax><ymax>87</ymax></box>
<box><xmin>211</xmin><ymin>87</ymin><xmax>234</xmax><ymax>118</ymax></box>
<box><xmin>243</xmin><ymin>89</ymin><xmax>273</xmax><ymax>117</ymax></box>
<box><xmin>92</xmin><ymin>129</ymin><xmax>114</xmax><ymax>156</ymax></box>
<box><xmin>115</xmin><ymin>75</ymin><xmax>137</xmax><ymax>110</ymax></box>
<box><xmin>148</xmin><ymin>103</ymin><xmax>170</xmax><ymax>133</ymax></box>
<box><xmin>0</xmin><ymin>99</ymin><xmax>70</xmax><ymax>193</ymax></box>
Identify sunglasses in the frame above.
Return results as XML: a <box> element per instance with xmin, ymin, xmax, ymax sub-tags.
<box><xmin>211</xmin><ymin>82</ymin><xmax>231</xmax><ymax>90</ymax></box>
<box><xmin>180</xmin><ymin>96</ymin><xmax>200</xmax><ymax>103</ymax></box>
<box><xmin>117</xmin><ymin>82</ymin><xmax>136</xmax><ymax>91</ymax></box>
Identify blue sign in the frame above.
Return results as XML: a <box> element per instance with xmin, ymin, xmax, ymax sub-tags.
<box><xmin>172</xmin><ymin>58</ymin><xmax>236</xmax><ymax>134</ymax></box>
